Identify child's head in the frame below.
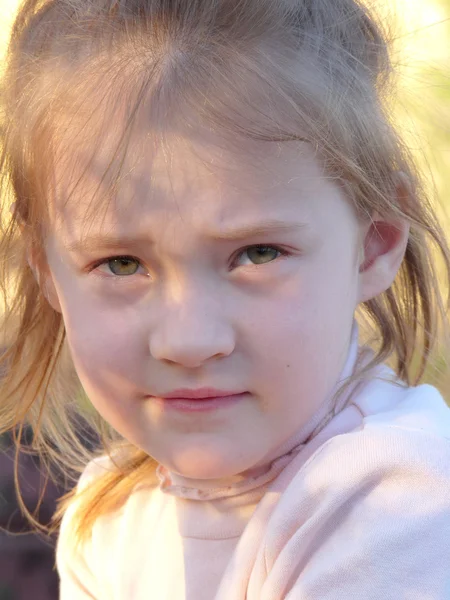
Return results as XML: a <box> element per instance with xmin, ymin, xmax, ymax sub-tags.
<box><xmin>1</xmin><ymin>0</ymin><xmax>449</xmax><ymax>527</ymax></box>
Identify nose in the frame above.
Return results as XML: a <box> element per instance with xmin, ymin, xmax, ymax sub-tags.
<box><xmin>149</xmin><ymin>288</ymin><xmax>236</xmax><ymax>369</ymax></box>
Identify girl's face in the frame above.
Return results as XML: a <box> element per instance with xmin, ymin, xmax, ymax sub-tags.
<box><xmin>44</xmin><ymin>134</ymin><xmax>365</xmax><ymax>480</ymax></box>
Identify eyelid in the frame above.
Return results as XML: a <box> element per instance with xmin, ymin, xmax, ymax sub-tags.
<box><xmin>89</xmin><ymin>254</ymin><xmax>140</xmax><ymax>269</ymax></box>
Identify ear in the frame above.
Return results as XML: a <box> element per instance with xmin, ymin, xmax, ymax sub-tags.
<box><xmin>358</xmin><ymin>174</ymin><xmax>412</xmax><ymax>303</ymax></box>
<box><xmin>358</xmin><ymin>212</ymin><xmax>410</xmax><ymax>303</ymax></box>
<box><xmin>27</xmin><ymin>246</ymin><xmax>62</xmax><ymax>313</ymax></box>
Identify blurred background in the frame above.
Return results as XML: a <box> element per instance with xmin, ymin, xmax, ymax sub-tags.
<box><xmin>0</xmin><ymin>1</ymin><xmax>449</xmax><ymax>598</ymax></box>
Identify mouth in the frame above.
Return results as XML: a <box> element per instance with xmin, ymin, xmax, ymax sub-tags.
<box><xmin>150</xmin><ymin>389</ymin><xmax>249</xmax><ymax>413</ymax></box>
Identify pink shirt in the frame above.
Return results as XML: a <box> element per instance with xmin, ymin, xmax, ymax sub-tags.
<box><xmin>57</xmin><ymin>357</ymin><xmax>450</xmax><ymax>599</ymax></box>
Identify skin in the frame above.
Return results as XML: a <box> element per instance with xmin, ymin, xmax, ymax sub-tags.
<box><xmin>39</xmin><ymin>131</ymin><xmax>409</xmax><ymax>484</ymax></box>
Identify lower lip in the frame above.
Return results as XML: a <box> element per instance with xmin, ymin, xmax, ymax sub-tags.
<box><xmin>154</xmin><ymin>393</ymin><xmax>248</xmax><ymax>413</ymax></box>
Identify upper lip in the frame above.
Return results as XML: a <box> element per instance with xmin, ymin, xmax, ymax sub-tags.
<box><xmin>158</xmin><ymin>388</ymin><xmax>247</xmax><ymax>400</ymax></box>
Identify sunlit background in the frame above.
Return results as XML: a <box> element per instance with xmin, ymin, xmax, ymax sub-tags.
<box><xmin>0</xmin><ymin>2</ymin><xmax>449</xmax><ymax>599</ymax></box>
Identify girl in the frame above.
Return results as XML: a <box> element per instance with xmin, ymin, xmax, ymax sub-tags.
<box><xmin>1</xmin><ymin>0</ymin><xmax>450</xmax><ymax>598</ymax></box>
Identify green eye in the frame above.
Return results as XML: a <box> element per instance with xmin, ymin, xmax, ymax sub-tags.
<box><xmin>245</xmin><ymin>246</ymin><xmax>281</xmax><ymax>265</ymax></box>
<box><xmin>107</xmin><ymin>257</ymin><xmax>140</xmax><ymax>276</ymax></box>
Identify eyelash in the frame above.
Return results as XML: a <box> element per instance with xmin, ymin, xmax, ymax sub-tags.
<box><xmin>90</xmin><ymin>244</ymin><xmax>291</xmax><ymax>276</ymax></box>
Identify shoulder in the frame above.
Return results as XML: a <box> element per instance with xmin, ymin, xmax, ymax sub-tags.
<box><xmin>57</xmin><ymin>454</ymin><xmax>161</xmax><ymax>596</ymax></box>
<box><xmin>60</xmin><ymin>452</ymin><xmax>158</xmax><ymax>536</ymax></box>
<box><xmin>57</xmin><ymin>455</ymin><xmax>118</xmax><ymax>554</ymax></box>
<box><xmin>56</xmin><ymin>457</ymin><xmax>114</xmax><ymax>599</ymax></box>
<box><xmin>297</xmin><ymin>378</ymin><xmax>450</xmax><ymax>502</ymax></box>
<box><xmin>57</xmin><ymin>455</ymin><xmax>120</xmax><ymax>544</ymax></box>
<box><xmin>302</xmin><ymin>423</ymin><xmax>450</xmax><ymax>498</ymax></box>
<box><xmin>294</xmin><ymin>379</ymin><xmax>450</xmax><ymax>496</ymax></box>
<box><xmin>354</xmin><ymin>374</ymin><xmax>450</xmax><ymax>440</ymax></box>
<box><xmin>260</xmin><ymin>413</ymin><xmax>450</xmax><ymax>597</ymax></box>
<box><xmin>275</xmin><ymin>417</ymin><xmax>450</xmax><ymax>522</ymax></box>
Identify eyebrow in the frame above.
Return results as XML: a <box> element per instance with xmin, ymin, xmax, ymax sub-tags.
<box><xmin>65</xmin><ymin>220</ymin><xmax>306</xmax><ymax>253</ymax></box>
<box><xmin>207</xmin><ymin>220</ymin><xmax>307</xmax><ymax>241</ymax></box>
<box><xmin>65</xmin><ymin>234</ymin><xmax>153</xmax><ymax>254</ymax></box>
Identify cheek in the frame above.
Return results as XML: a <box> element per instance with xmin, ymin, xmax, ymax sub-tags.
<box><xmin>58</xmin><ymin>290</ymin><xmax>146</xmax><ymax>394</ymax></box>
<box><xmin>243</xmin><ymin>254</ymin><xmax>358</xmax><ymax>382</ymax></box>
<box><xmin>255</xmin><ymin>254</ymin><xmax>357</xmax><ymax>333</ymax></box>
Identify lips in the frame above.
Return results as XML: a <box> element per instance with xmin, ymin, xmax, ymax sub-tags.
<box><xmin>159</xmin><ymin>388</ymin><xmax>247</xmax><ymax>400</ymax></box>
<box><xmin>152</xmin><ymin>389</ymin><xmax>249</xmax><ymax>413</ymax></box>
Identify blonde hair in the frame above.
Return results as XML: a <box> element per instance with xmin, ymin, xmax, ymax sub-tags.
<box><xmin>0</xmin><ymin>0</ymin><xmax>449</xmax><ymax>544</ymax></box>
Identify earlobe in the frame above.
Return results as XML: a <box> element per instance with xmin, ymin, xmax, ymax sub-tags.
<box><xmin>358</xmin><ymin>216</ymin><xmax>410</xmax><ymax>303</ymax></box>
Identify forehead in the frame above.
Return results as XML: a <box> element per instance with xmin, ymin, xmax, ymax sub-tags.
<box><xmin>51</xmin><ymin>120</ymin><xmax>339</xmax><ymax>240</ymax></box>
